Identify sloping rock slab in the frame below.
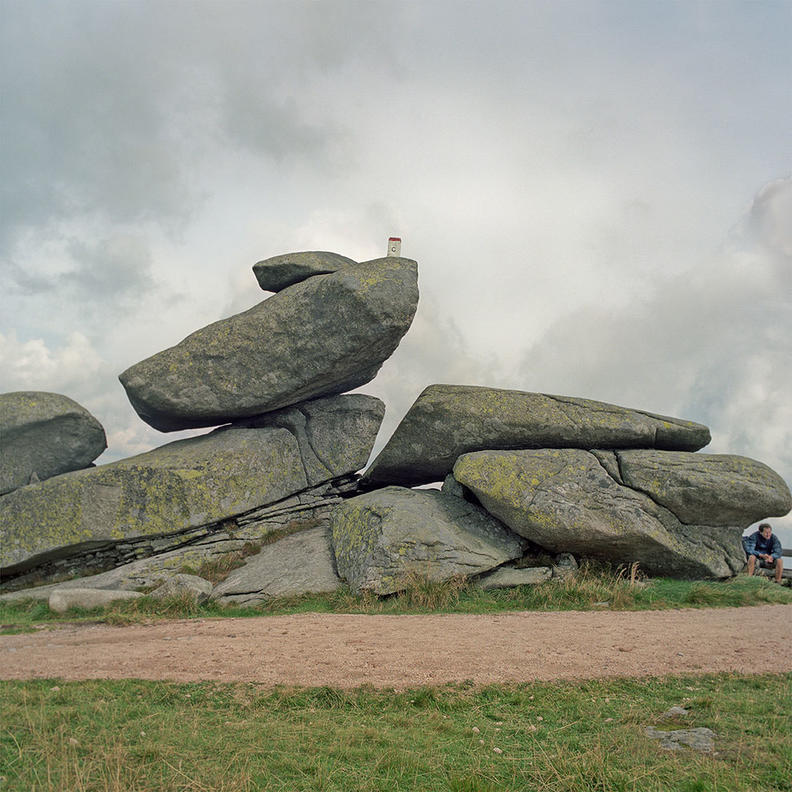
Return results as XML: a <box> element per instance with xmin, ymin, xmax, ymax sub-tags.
<box><xmin>453</xmin><ymin>449</ymin><xmax>752</xmax><ymax>578</ymax></box>
<box><xmin>211</xmin><ymin>526</ymin><xmax>341</xmax><ymax>606</ymax></box>
<box><xmin>0</xmin><ymin>395</ymin><xmax>382</xmax><ymax>574</ymax></box>
<box><xmin>0</xmin><ymin>391</ymin><xmax>106</xmax><ymax>495</ymax></box>
<box><xmin>253</xmin><ymin>251</ymin><xmax>356</xmax><ymax>292</ymax></box>
<box><xmin>610</xmin><ymin>449</ymin><xmax>792</xmax><ymax>525</ymax></box>
<box><xmin>331</xmin><ymin>486</ymin><xmax>524</xmax><ymax>594</ymax></box>
<box><xmin>0</xmin><ymin>477</ymin><xmax>354</xmax><ymax>595</ymax></box>
<box><xmin>365</xmin><ymin>385</ymin><xmax>710</xmax><ymax>487</ymax></box>
<box><xmin>119</xmin><ymin>257</ymin><xmax>418</xmax><ymax>431</ymax></box>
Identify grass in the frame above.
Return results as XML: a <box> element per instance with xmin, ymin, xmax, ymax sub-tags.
<box><xmin>1</xmin><ymin>673</ymin><xmax>790</xmax><ymax>791</ymax></box>
<box><xmin>2</xmin><ymin>564</ymin><xmax>791</xmax><ymax>633</ymax></box>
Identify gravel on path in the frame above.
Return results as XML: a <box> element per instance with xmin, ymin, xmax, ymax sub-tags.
<box><xmin>2</xmin><ymin>604</ymin><xmax>790</xmax><ymax>688</ymax></box>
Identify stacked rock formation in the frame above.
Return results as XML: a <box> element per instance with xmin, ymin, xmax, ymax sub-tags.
<box><xmin>0</xmin><ymin>252</ymin><xmax>420</xmax><ymax>599</ymax></box>
<box><xmin>338</xmin><ymin>384</ymin><xmax>791</xmax><ymax>584</ymax></box>
<box><xmin>2</xmin><ymin>248</ymin><xmax>791</xmax><ymax>607</ymax></box>
<box><xmin>118</xmin><ymin>253</ymin><xmax>418</xmax><ymax>431</ymax></box>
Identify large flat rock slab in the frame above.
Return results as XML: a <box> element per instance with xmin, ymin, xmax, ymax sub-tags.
<box><xmin>610</xmin><ymin>449</ymin><xmax>792</xmax><ymax>525</ymax></box>
<box><xmin>119</xmin><ymin>256</ymin><xmax>418</xmax><ymax>431</ymax></box>
<box><xmin>452</xmin><ymin>449</ymin><xmax>767</xmax><ymax>578</ymax></box>
<box><xmin>364</xmin><ymin>385</ymin><xmax>710</xmax><ymax>487</ymax></box>
<box><xmin>0</xmin><ymin>395</ymin><xmax>382</xmax><ymax>574</ymax></box>
<box><xmin>0</xmin><ymin>391</ymin><xmax>106</xmax><ymax>495</ymax></box>
<box><xmin>331</xmin><ymin>486</ymin><xmax>524</xmax><ymax>594</ymax></box>
<box><xmin>253</xmin><ymin>251</ymin><xmax>356</xmax><ymax>292</ymax></box>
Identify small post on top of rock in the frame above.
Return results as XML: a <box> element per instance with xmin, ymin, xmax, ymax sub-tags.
<box><xmin>387</xmin><ymin>236</ymin><xmax>402</xmax><ymax>257</ymax></box>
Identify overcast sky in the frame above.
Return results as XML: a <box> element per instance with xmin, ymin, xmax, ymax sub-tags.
<box><xmin>2</xmin><ymin>1</ymin><xmax>791</xmax><ymax>542</ymax></box>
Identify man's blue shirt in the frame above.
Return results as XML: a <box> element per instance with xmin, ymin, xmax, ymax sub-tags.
<box><xmin>743</xmin><ymin>530</ymin><xmax>782</xmax><ymax>560</ymax></box>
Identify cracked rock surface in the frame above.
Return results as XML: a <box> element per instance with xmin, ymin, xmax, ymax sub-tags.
<box><xmin>451</xmin><ymin>448</ymin><xmax>778</xmax><ymax>578</ymax></box>
<box><xmin>119</xmin><ymin>257</ymin><xmax>418</xmax><ymax>432</ymax></box>
<box><xmin>331</xmin><ymin>486</ymin><xmax>525</xmax><ymax>594</ymax></box>
<box><xmin>364</xmin><ymin>385</ymin><xmax>711</xmax><ymax>487</ymax></box>
<box><xmin>0</xmin><ymin>394</ymin><xmax>382</xmax><ymax>576</ymax></box>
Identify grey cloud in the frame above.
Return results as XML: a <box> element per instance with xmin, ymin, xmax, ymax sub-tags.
<box><xmin>0</xmin><ymin>0</ymin><xmax>403</xmax><ymax>256</ymax></box>
<box><xmin>4</xmin><ymin>234</ymin><xmax>155</xmax><ymax>306</ymax></box>
<box><xmin>743</xmin><ymin>177</ymin><xmax>792</xmax><ymax>266</ymax></box>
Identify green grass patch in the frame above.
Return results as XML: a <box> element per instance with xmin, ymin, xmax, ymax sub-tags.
<box><xmin>1</xmin><ymin>673</ymin><xmax>789</xmax><ymax>791</ymax></box>
<box><xmin>1</xmin><ymin>565</ymin><xmax>790</xmax><ymax>632</ymax></box>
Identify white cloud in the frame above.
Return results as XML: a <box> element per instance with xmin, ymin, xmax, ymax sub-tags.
<box><xmin>0</xmin><ymin>330</ymin><xmax>103</xmax><ymax>391</ymax></box>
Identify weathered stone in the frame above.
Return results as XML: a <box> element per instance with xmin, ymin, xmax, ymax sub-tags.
<box><xmin>0</xmin><ymin>477</ymin><xmax>352</xmax><ymax>595</ymax></box>
<box><xmin>236</xmin><ymin>394</ymin><xmax>385</xmax><ymax>484</ymax></box>
<box><xmin>660</xmin><ymin>707</ymin><xmax>690</xmax><ymax>719</ymax></box>
<box><xmin>552</xmin><ymin>552</ymin><xmax>579</xmax><ymax>579</ymax></box>
<box><xmin>211</xmin><ymin>526</ymin><xmax>341</xmax><ymax>606</ymax></box>
<box><xmin>0</xmin><ymin>395</ymin><xmax>382</xmax><ymax>575</ymax></box>
<box><xmin>149</xmin><ymin>574</ymin><xmax>213</xmax><ymax>603</ymax></box>
<box><xmin>119</xmin><ymin>257</ymin><xmax>418</xmax><ymax>431</ymax></box>
<box><xmin>645</xmin><ymin>726</ymin><xmax>715</xmax><ymax>753</ymax></box>
<box><xmin>253</xmin><ymin>251</ymin><xmax>356</xmax><ymax>292</ymax></box>
<box><xmin>441</xmin><ymin>473</ymin><xmax>466</xmax><ymax>498</ymax></box>
<box><xmin>48</xmin><ymin>588</ymin><xmax>142</xmax><ymax>614</ymax></box>
<box><xmin>613</xmin><ymin>450</ymin><xmax>792</xmax><ymax>525</ymax></box>
<box><xmin>0</xmin><ymin>391</ymin><xmax>106</xmax><ymax>495</ymax></box>
<box><xmin>477</xmin><ymin>565</ymin><xmax>552</xmax><ymax>589</ymax></box>
<box><xmin>365</xmin><ymin>385</ymin><xmax>711</xmax><ymax>487</ymax></box>
<box><xmin>331</xmin><ymin>486</ymin><xmax>524</xmax><ymax>594</ymax></box>
<box><xmin>453</xmin><ymin>449</ymin><xmax>751</xmax><ymax>578</ymax></box>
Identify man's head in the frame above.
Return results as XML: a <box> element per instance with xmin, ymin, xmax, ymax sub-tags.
<box><xmin>759</xmin><ymin>523</ymin><xmax>773</xmax><ymax>539</ymax></box>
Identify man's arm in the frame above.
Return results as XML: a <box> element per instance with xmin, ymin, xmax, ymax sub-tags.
<box><xmin>743</xmin><ymin>532</ymin><xmax>758</xmax><ymax>556</ymax></box>
<box><xmin>771</xmin><ymin>535</ymin><xmax>783</xmax><ymax>560</ymax></box>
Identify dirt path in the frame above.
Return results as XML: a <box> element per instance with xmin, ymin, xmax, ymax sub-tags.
<box><xmin>2</xmin><ymin>604</ymin><xmax>791</xmax><ymax>689</ymax></box>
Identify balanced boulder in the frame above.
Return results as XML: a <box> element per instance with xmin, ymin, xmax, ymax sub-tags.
<box><xmin>0</xmin><ymin>391</ymin><xmax>106</xmax><ymax>495</ymax></box>
<box><xmin>253</xmin><ymin>251</ymin><xmax>356</xmax><ymax>292</ymax></box>
<box><xmin>0</xmin><ymin>394</ymin><xmax>383</xmax><ymax>575</ymax></box>
<box><xmin>119</xmin><ymin>256</ymin><xmax>419</xmax><ymax>431</ymax></box>
<box><xmin>452</xmin><ymin>449</ymin><xmax>790</xmax><ymax>578</ymax></box>
<box><xmin>364</xmin><ymin>385</ymin><xmax>710</xmax><ymax>487</ymax></box>
<box><xmin>331</xmin><ymin>486</ymin><xmax>524</xmax><ymax>594</ymax></box>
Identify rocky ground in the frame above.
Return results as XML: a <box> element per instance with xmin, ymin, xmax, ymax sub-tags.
<box><xmin>2</xmin><ymin>604</ymin><xmax>791</xmax><ymax>688</ymax></box>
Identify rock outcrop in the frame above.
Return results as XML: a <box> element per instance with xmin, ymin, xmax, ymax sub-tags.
<box><xmin>0</xmin><ymin>391</ymin><xmax>106</xmax><ymax>495</ymax></box>
<box><xmin>331</xmin><ymin>486</ymin><xmax>524</xmax><ymax>594</ymax></box>
<box><xmin>3</xmin><ymin>241</ymin><xmax>790</xmax><ymax>603</ymax></box>
<box><xmin>452</xmin><ymin>448</ymin><xmax>791</xmax><ymax>578</ymax></box>
<box><xmin>0</xmin><ymin>395</ymin><xmax>383</xmax><ymax>577</ymax></box>
<box><xmin>365</xmin><ymin>385</ymin><xmax>710</xmax><ymax>487</ymax></box>
<box><xmin>253</xmin><ymin>251</ymin><xmax>356</xmax><ymax>292</ymax></box>
<box><xmin>119</xmin><ymin>257</ymin><xmax>419</xmax><ymax>431</ymax></box>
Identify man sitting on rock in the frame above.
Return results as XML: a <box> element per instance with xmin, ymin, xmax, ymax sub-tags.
<box><xmin>743</xmin><ymin>523</ymin><xmax>784</xmax><ymax>583</ymax></box>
